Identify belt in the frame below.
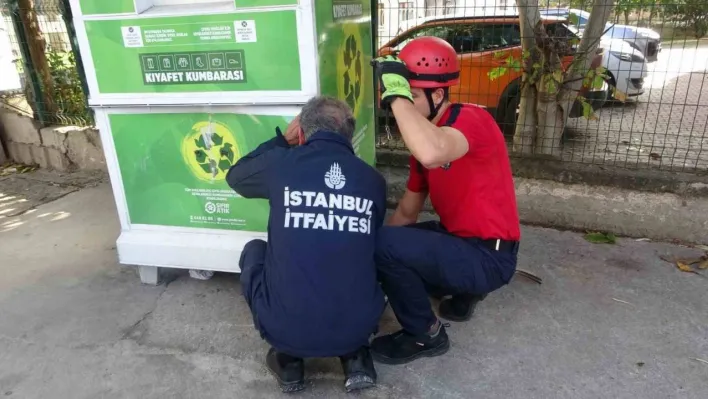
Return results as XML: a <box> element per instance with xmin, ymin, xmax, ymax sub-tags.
<box><xmin>464</xmin><ymin>237</ymin><xmax>519</xmax><ymax>253</ymax></box>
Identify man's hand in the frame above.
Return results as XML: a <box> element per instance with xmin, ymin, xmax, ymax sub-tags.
<box><xmin>284</xmin><ymin>115</ymin><xmax>301</xmax><ymax>146</ymax></box>
<box><xmin>372</xmin><ymin>55</ymin><xmax>413</xmax><ymax>108</ymax></box>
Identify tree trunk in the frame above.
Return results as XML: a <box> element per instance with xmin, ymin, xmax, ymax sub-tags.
<box><xmin>557</xmin><ymin>0</ymin><xmax>616</xmax><ymax>145</ymax></box>
<box><xmin>17</xmin><ymin>0</ymin><xmax>57</xmax><ymax>117</ymax></box>
<box><xmin>515</xmin><ymin>0</ymin><xmax>615</xmax><ymax>156</ymax></box>
<box><xmin>623</xmin><ymin>10</ymin><xmax>630</xmax><ymax>25</ymax></box>
<box><xmin>535</xmin><ymin>91</ymin><xmax>565</xmax><ymax>156</ymax></box>
<box><xmin>512</xmin><ymin>83</ymin><xmax>537</xmax><ymax>155</ymax></box>
<box><xmin>513</xmin><ymin>0</ymin><xmax>542</xmax><ymax>155</ymax></box>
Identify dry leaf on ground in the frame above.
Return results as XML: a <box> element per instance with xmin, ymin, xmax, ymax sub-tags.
<box><xmin>676</xmin><ymin>261</ymin><xmax>699</xmax><ymax>274</ymax></box>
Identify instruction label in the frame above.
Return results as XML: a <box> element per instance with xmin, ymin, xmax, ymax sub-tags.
<box><xmin>121</xmin><ymin>26</ymin><xmax>144</xmax><ymax>48</ymax></box>
<box><xmin>234</xmin><ymin>20</ymin><xmax>257</xmax><ymax>43</ymax></box>
<box><xmin>140</xmin><ymin>50</ymin><xmax>246</xmax><ymax>85</ymax></box>
<box><xmin>122</xmin><ymin>22</ymin><xmax>238</xmax><ymax>48</ymax></box>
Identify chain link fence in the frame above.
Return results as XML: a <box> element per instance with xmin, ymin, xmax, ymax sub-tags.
<box><xmin>374</xmin><ymin>1</ymin><xmax>708</xmax><ymax>174</ymax></box>
<box><xmin>0</xmin><ymin>0</ymin><xmax>92</xmax><ymax>127</ymax></box>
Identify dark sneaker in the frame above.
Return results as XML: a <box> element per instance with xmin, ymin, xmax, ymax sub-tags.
<box><xmin>370</xmin><ymin>323</ymin><xmax>449</xmax><ymax>365</ymax></box>
<box><xmin>265</xmin><ymin>348</ymin><xmax>305</xmax><ymax>393</ymax></box>
<box><xmin>439</xmin><ymin>293</ymin><xmax>487</xmax><ymax>322</ymax></box>
<box><xmin>340</xmin><ymin>347</ymin><xmax>377</xmax><ymax>392</ymax></box>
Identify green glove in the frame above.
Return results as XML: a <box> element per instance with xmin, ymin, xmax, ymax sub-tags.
<box><xmin>372</xmin><ymin>55</ymin><xmax>413</xmax><ymax>108</ymax></box>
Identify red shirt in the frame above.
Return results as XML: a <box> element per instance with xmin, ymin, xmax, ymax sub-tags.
<box><xmin>406</xmin><ymin>103</ymin><xmax>521</xmax><ymax>241</ymax></box>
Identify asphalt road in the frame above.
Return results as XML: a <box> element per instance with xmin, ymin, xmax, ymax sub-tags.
<box><xmin>1</xmin><ymin>181</ymin><xmax>707</xmax><ymax>398</ymax></box>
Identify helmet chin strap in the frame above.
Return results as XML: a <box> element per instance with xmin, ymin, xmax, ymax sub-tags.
<box><xmin>424</xmin><ymin>89</ymin><xmax>445</xmax><ymax>121</ymax></box>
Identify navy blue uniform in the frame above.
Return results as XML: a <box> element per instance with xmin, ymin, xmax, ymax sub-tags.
<box><xmin>226</xmin><ymin>128</ymin><xmax>387</xmax><ymax>358</ymax></box>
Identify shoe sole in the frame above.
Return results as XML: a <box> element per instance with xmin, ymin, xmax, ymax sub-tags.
<box><xmin>345</xmin><ymin>375</ymin><xmax>376</xmax><ymax>393</ymax></box>
<box><xmin>371</xmin><ymin>339</ymin><xmax>450</xmax><ymax>365</ymax></box>
<box><xmin>266</xmin><ymin>363</ymin><xmax>305</xmax><ymax>394</ymax></box>
<box><xmin>439</xmin><ymin>307</ymin><xmax>473</xmax><ymax>322</ymax></box>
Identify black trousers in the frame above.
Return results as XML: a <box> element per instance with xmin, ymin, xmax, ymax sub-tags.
<box><xmin>375</xmin><ymin>221</ymin><xmax>518</xmax><ymax>335</ymax></box>
<box><xmin>239</xmin><ymin>239</ymin><xmax>371</xmax><ymax>361</ymax></box>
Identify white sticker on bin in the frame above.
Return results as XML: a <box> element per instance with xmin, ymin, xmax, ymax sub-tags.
<box><xmin>234</xmin><ymin>20</ymin><xmax>257</xmax><ymax>43</ymax></box>
<box><xmin>121</xmin><ymin>26</ymin><xmax>144</xmax><ymax>48</ymax></box>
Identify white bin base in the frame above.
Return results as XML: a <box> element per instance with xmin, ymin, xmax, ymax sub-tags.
<box><xmin>117</xmin><ymin>228</ymin><xmax>267</xmax><ymax>284</ymax></box>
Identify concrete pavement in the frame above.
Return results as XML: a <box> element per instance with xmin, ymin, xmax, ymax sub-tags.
<box><xmin>1</xmin><ymin>182</ymin><xmax>707</xmax><ymax>399</ymax></box>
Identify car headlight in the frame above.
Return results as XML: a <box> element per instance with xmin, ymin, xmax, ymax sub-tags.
<box><xmin>610</xmin><ymin>51</ymin><xmax>644</xmax><ymax>63</ymax></box>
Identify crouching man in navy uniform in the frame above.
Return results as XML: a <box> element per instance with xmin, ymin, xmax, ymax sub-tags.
<box><xmin>369</xmin><ymin>37</ymin><xmax>521</xmax><ymax>365</ymax></box>
<box><xmin>225</xmin><ymin>96</ymin><xmax>387</xmax><ymax>393</ymax></box>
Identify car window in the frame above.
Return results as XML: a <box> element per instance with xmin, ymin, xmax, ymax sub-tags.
<box><xmin>391</xmin><ymin>25</ymin><xmax>450</xmax><ymax>50</ymax></box>
<box><xmin>446</xmin><ymin>23</ymin><xmax>521</xmax><ymax>53</ymax></box>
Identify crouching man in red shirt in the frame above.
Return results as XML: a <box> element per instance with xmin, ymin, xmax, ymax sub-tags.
<box><xmin>370</xmin><ymin>37</ymin><xmax>521</xmax><ymax>365</ymax></box>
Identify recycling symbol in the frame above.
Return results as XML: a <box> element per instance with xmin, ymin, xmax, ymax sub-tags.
<box><xmin>342</xmin><ymin>34</ymin><xmax>362</xmax><ymax>112</ymax></box>
<box><xmin>336</xmin><ymin>23</ymin><xmax>367</xmax><ymax>119</ymax></box>
<box><xmin>181</xmin><ymin>121</ymin><xmax>241</xmax><ymax>182</ymax></box>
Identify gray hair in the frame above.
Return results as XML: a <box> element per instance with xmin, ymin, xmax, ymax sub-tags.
<box><xmin>299</xmin><ymin>96</ymin><xmax>356</xmax><ymax>142</ymax></box>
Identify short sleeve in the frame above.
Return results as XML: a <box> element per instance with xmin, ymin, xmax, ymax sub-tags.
<box><xmin>444</xmin><ymin>106</ymin><xmax>476</xmax><ymax>148</ymax></box>
<box><xmin>406</xmin><ymin>155</ymin><xmax>428</xmax><ymax>193</ymax></box>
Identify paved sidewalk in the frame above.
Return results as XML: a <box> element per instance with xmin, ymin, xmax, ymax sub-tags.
<box><xmin>0</xmin><ymin>182</ymin><xmax>706</xmax><ymax>399</ymax></box>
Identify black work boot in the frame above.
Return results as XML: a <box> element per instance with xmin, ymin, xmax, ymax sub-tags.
<box><xmin>340</xmin><ymin>346</ymin><xmax>377</xmax><ymax>392</ymax></box>
<box><xmin>439</xmin><ymin>293</ymin><xmax>487</xmax><ymax>322</ymax></box>
<box><xmin>265</xmin><ymin>348</ymin><xmax>305</xmax><ymax>393</ymax></box>
<box><xmin>370</xmin><ymin>321</ymin><xmax>449</xmax><ymax>365</ymax></box>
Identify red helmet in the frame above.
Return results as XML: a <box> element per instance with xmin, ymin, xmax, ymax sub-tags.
<box><xmin>398</xmin><ymin>36</ymin><xmax>460</xmax><ymax>89</ymax></box>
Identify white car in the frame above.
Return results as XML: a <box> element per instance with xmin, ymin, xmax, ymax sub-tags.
<box><xmin>567</xmin><ymin>24</ymin><xmax>648</xmax><ymax>101</ymax></box>
<box><xmin>600</xmin><ymin>37</ymin><xmax>648</xmax><ymax>100</ymax></box>
<box><xmin>541</xmin><ymin>8</ymin><xmax>662</xmax><ymax>62</ymax></box>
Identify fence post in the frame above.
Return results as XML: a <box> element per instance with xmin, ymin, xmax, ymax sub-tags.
<box><xmin>59</xmin><ymin>0</ymin><xmax>90</xmax><ymax>109</ymax></box>
<box><xmin>8</xmin><ymin>0</ymin><xmax>46</xmax><ymax>125</ymax></box>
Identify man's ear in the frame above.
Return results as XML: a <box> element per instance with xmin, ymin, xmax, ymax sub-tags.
<box><xmin>298</xmin><ymin>128</ymin><xmax>305</xmax><ymax>145</ymax></box>
<box><xmin>433</xmin><ymin>88</ymin><xmax>446</xmax><ymax>106</ymax></box>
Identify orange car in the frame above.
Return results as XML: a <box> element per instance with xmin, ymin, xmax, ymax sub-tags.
<box><xmin>377</xmin><ymin>15</ymin><xmax>608</xmax><ymax>135</ymax></box>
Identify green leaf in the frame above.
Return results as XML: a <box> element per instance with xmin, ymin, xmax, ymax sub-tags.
<box><xmin>578</xmin><ymin>97</ymin><xmax>599</xmax><ymax>120</ymax></box>
<box><xmin>545</xmin><ymin>80</ymin><xmax>557</xmax><ymax>93</ymax></box>
<box><xmin>487</xmin><ymin>66</ymin><xmax>508</xmax><ymax>81</ymax></box>
<box><xmin>584</xmin><ymin>232</ymin><xmax>617</xmax><ymax>244</ymax></box>
<box><xmin>509</xmin><ymin>59</ymin><xmax>522</xmax><ymax>72</ymax></box>
<box><xmin>568</xmin><ymin>13</ymin><xmax>580</xmax><ymax>26</ymax></box>
<box><xmin>592</xmin><ymin>74</ymin><xmax>605</xmax><ymax>90</ymax></box>
<box><xmin>522</xmin><ymin>49</ymin><xmax>530</xmax><ymax>60</ymax></box>
<box><xmin>211</xmin><ymin>133</ymin><xmax>223</xmax><ymax>145</ymax></box>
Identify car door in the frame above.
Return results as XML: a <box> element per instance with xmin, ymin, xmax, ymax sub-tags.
<box><xmin>447</xmin><ymin>22</ymin><xmax>523</xmax><ymax>108</ymax></box>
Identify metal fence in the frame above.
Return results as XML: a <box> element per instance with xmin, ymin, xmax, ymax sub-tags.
<box><xmin>0</xmin><ymin>0</ymin><xmax>92</xmax><ymax>127</ymax></box>
<box><xmin>374</xmin><ymin>1</ymin><xmax>708</xmax><ymax>174</ymax></box>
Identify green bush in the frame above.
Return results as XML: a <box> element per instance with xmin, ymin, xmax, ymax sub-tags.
<box><xmin>46</xmin><ymin>50</ymin><xmax>93</xmax><ymax>126</ymax></box>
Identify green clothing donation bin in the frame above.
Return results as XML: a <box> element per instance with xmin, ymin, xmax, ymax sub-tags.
<box><xmin>67</xmin><ymin>0</ymin><xmax>376</xmax><ymax>284</ymax></box>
